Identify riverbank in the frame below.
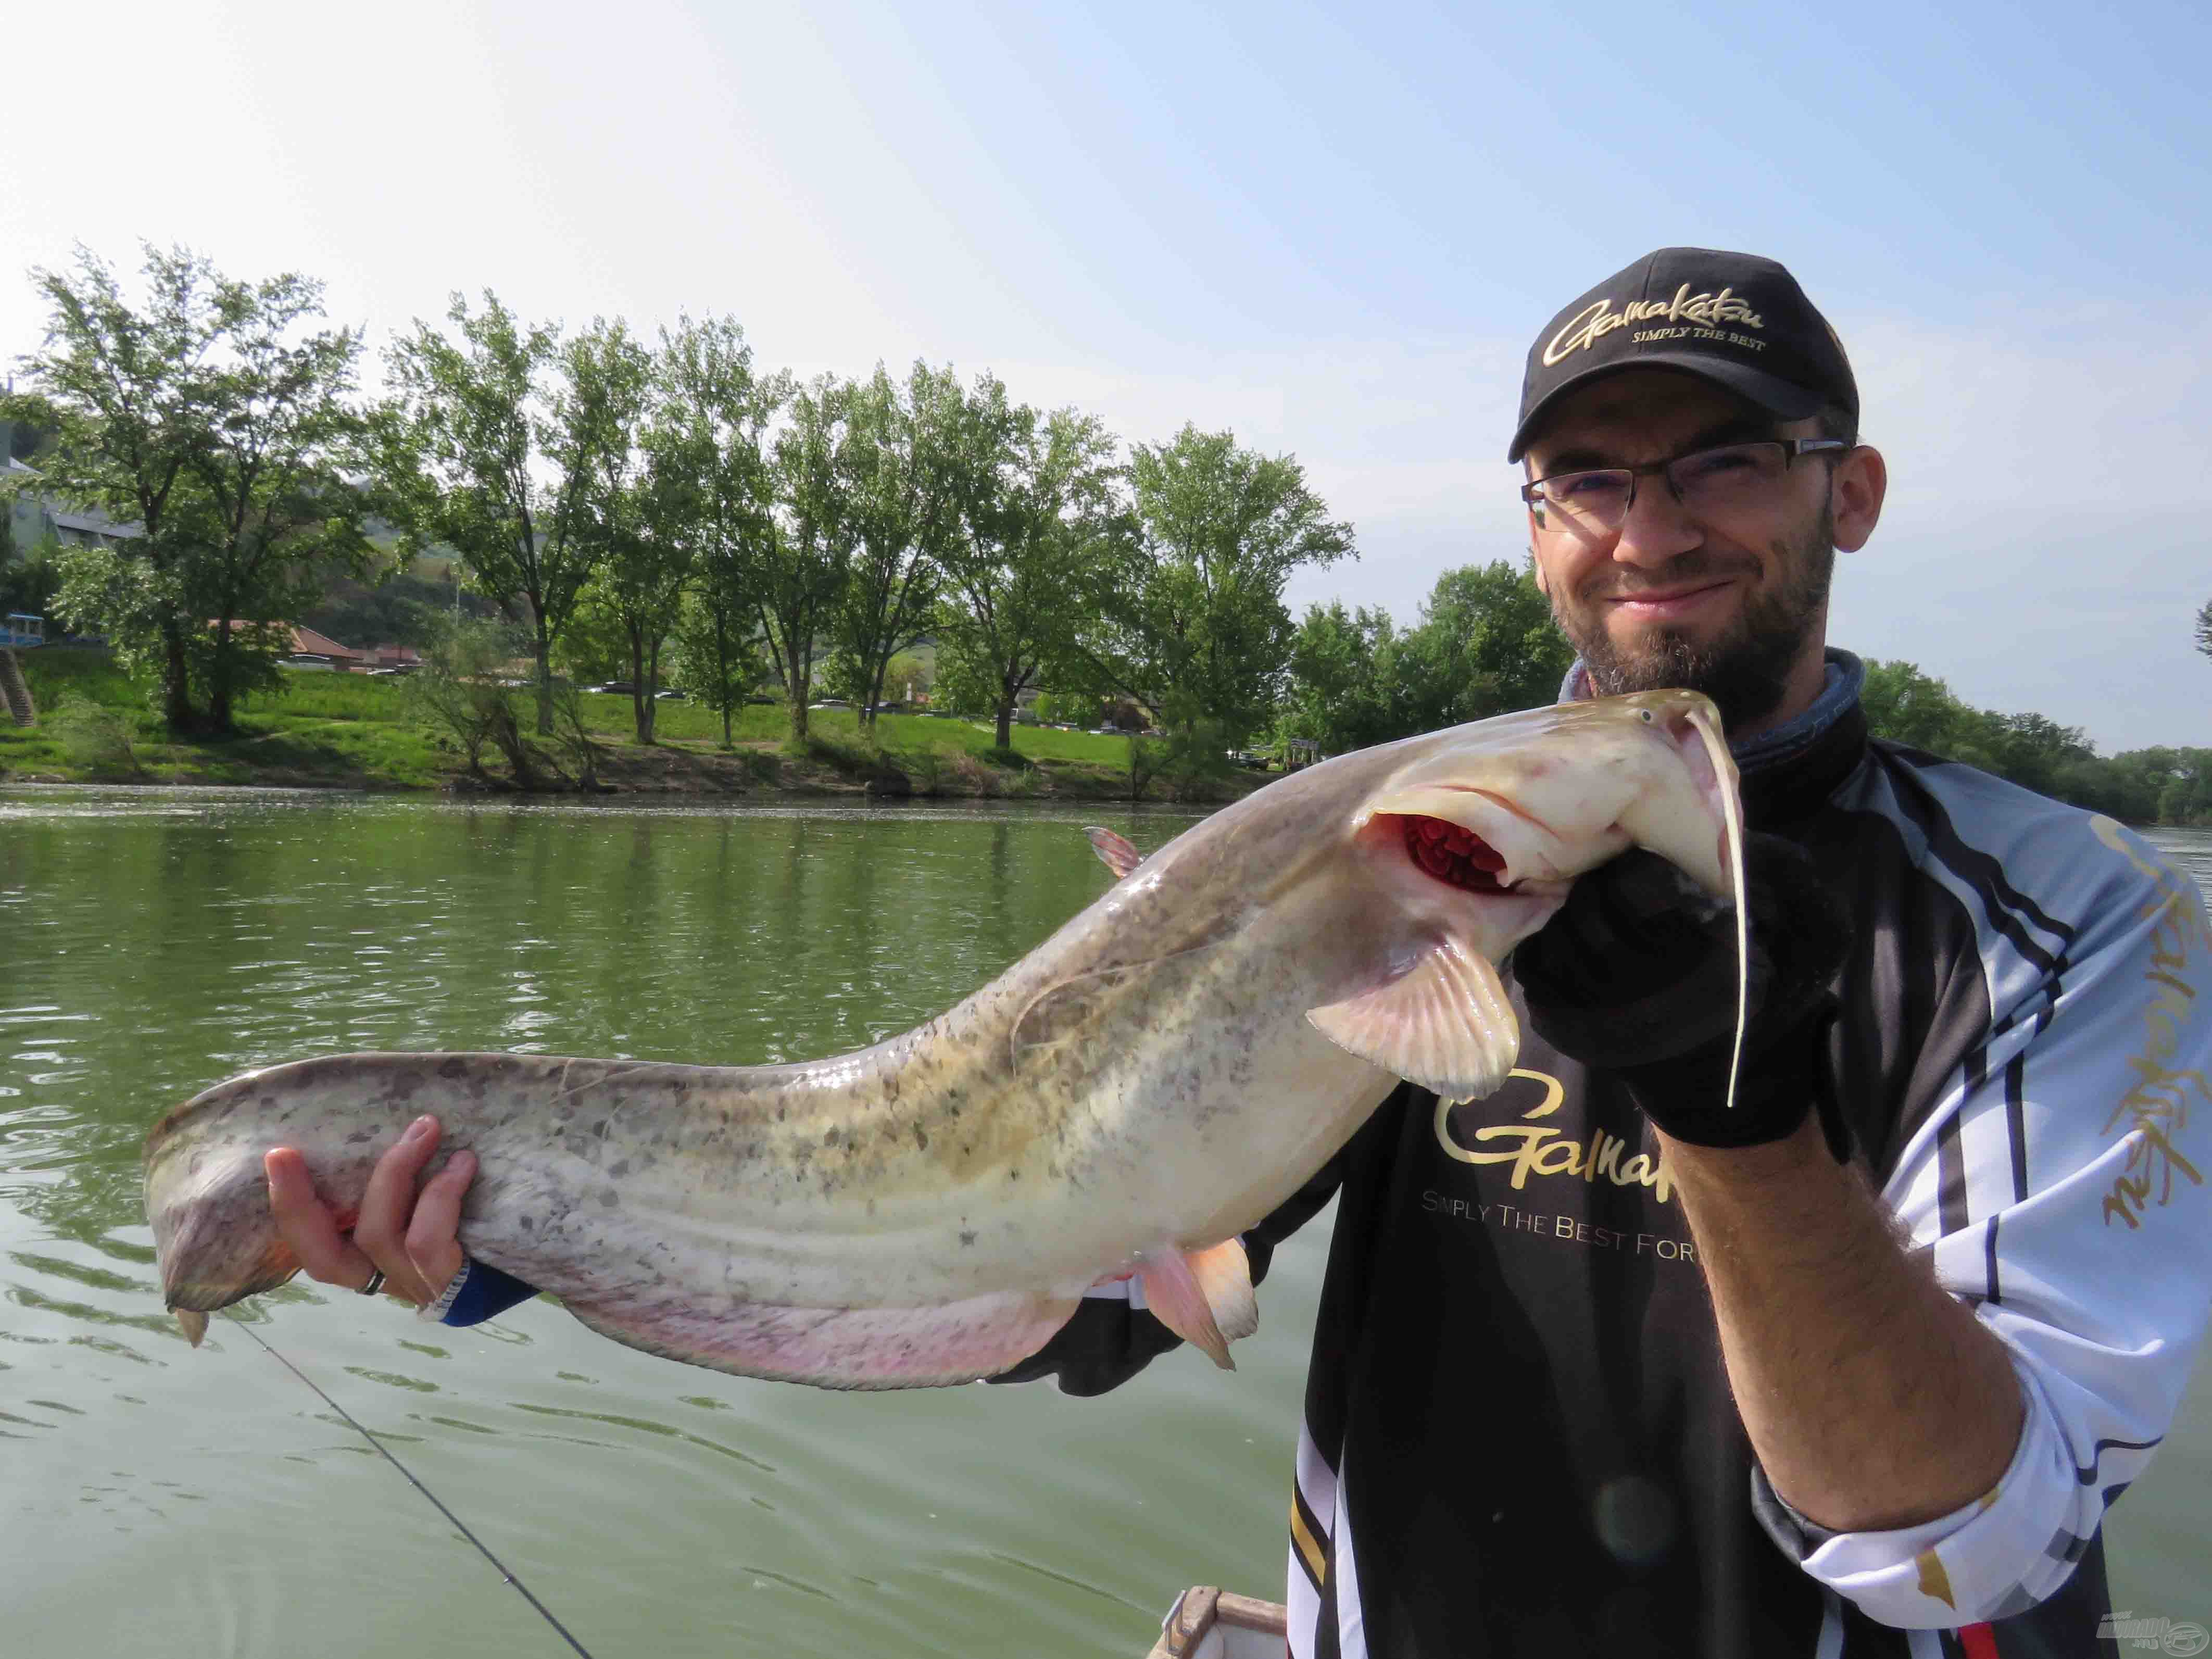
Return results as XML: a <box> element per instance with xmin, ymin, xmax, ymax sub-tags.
<box><xmin>0</xmin><ymin>649</ymin><xmax>1270</xmax><ymax>803</ymax></box>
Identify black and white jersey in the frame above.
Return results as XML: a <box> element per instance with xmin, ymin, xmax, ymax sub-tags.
<box><xmin>1006</xmin><ymin>653</ymin><xmax>2212</xmax><ymax>1657</ymax></box>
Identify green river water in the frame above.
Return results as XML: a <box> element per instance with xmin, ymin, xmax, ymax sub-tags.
<box><xmin>3</xmin><ymin>790</ymin><xmax>2207</xmax><ymax>1657</ymax></box>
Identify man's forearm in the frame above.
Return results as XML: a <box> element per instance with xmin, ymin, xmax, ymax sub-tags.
<box><xmin>1662</xmin><ymin>1117</ymin><xmax>2026</xmax><ymax>1534</ymax></box>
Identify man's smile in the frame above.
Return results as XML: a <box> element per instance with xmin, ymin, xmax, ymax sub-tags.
<box><xmin>1596</xmin><ymin>574</ymin><xmax>1742</xmax><ymax>626</ymax></box>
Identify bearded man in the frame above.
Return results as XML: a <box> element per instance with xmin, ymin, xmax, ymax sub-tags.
<box><xmin>270</xmin><ymin>249</ymin><xmax>2211</xmax><ymax>1658</ymax></box>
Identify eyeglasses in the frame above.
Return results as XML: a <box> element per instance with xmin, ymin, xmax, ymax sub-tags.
<box><xmin>1522</xmin><ymin>438</ymin><xmax>1850</xmax><ymax>533</ymax></box>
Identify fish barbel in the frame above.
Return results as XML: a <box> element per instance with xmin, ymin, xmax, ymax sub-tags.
<box><xmin>145</xmin><ymin>690</ymin><xmax>1745</xmax><ymax>1386</ymax></box>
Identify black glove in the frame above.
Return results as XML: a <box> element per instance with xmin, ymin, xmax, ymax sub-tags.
<box><xmin>1511</xmin><ymin>834</ymin><xmax>1852</xmax><ymax>1159</ymax></box>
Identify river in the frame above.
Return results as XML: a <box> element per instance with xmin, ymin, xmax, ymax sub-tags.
<box><xmin>2</xmin><ymin>791</ymin><xmax>2206</xmax><ymax>1656</ymax></box>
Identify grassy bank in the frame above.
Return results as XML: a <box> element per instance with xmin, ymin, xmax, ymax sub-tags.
<box><xmin>0</xmin><ymin>650</ymin><xmax>1265</xmax><ymax>802</ymax></box>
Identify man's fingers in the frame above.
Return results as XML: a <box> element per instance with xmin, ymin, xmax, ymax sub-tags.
<box><xmin>351</xmin><ymin>1115</ymin><xmax>441</xmax><ymax>1264</ymax></box>
<box><xmin>405</xmin><ymin>1149</ymin><xmax>476</xmax><ymax>1297</ymax></box>
<box><xmin>266</xmin><ymin>1147</ymin><xmax>373</xmax><ymax>1288</ymax></box>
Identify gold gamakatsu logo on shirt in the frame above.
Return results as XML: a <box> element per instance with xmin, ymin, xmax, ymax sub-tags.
<box><xmin>1432</xmin><ymin>1067</ymin><xmax>1675</xmax><ymax>1205</ymax></box>
<box><xmin>1543</xmin><ymin>284</ymin><xmax>1767</xmax><ymax>366</ymax></box>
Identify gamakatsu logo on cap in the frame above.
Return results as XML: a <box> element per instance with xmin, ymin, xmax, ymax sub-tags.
<box><xmin>1543</xmin><ymin>284</ymin><xmax>1767</xmax><ymax>366</ymax></box>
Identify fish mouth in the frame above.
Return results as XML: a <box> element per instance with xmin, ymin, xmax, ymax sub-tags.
<box><xmin>1385</xmin><ymin>812</ymin><xmax>1517</xmax><ymax>896</ymax></box>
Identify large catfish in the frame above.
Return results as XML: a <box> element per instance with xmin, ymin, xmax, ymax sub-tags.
<box><xmin>146</xmin><ymin>690</ymin><xmax>1746</xmax><ymax>1387</ymax></box>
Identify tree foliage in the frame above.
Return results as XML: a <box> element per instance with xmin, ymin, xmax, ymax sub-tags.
<box><xmin>1091</xmin><ymin>424</ymin><xmax>1353</xmax><ymax>747</ymax></box>
<box><xmin>933</xmin><ymin>376</ymin><xmax>1121</xmax><ymax>749</ymax></box>
<box><xmin>379</xmin><ymin>292</ymin><xmax>607</xmax><ymax>735</ymax></box>
<box><xmin>758</xmin><ymin>375</ymin><xmax>854</xmax><ymax>742</ymax></box>
<box><xmin>825</xmin><ymin>362</ymin><xmax>955</xmax><ymax>730</ymax></box>
<box><xmin>21</xmin><ymin>244</ymin><xmax>371</xmax><ymax>730</ymax></box>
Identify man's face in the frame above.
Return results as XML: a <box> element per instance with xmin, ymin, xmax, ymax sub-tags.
<box><xmin>1520</xmin><ymin>369</ymin><xmax>1873</xmax><ymax>732</ymax></box>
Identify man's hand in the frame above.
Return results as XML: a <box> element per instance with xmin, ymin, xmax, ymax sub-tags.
<box><xmin>1512</xmin><ymin>834</ymin><xmax>1852</xmax><ymax>1155</ymax></box>
<box><xmin>266</xmin><ymin>1115</ymin><xmax>477</xmax><ymax>1306</ymax></box>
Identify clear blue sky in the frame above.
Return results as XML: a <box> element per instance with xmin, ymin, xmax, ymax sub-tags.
<box><xmin>7</xmin><ymin>0</ymin><xmax>2207</xmax><ymax>747</ymax></box>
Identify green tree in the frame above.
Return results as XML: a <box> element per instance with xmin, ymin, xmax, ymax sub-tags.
<box><xmin>651</xmin><ymin>315</ymin><xmax>782</xmax><ymax>749</ymax></box>
<box><xmin>558</xmin><ymin>319</ymin><xmax>668</xmax><ymax>741</ymax></box>
<box><xmin>1098</xmin><ymin>425</ymin><xmax>1353</xmax><ymax>746</ymax></box>
<box><xmin>1393</xmin><ymin>561</ymin><xmax>1571</xmax><ymax>731</ymax></box>
<box><xmin>2196</xmin><ymin>597</ymin><xmax>2210</xmax><ymax>666</ymax></box>
<box><xmin>21</xmin><ymin>244</ymin><xmax>371</xmax><ymax>730</ymax></box>
<box><xmin>668</xmin><ymin>588</ymin><xmax>766</xmax><ymax>747</ymax></box>
<box><xmin>828</xmin><ymin>362</ymin><xmax>956</xmax><ymax>732</ymax></box>
<box><xmin>934</xmin><ymin>376</ymin><xmax>1121</xmax><ymax>749</ymax></box>
<box><xmin>379</xmin><ymin>292</ymin><xmax>601</xmax><ymax>736</ymax></box>
<box><xmin>759</xmin><ymin>375</ymin><xmax>856</xmax><ymax>743</ymax></box>
<box><xmin>1276</xmin><ymin>599</ymin><xmax>1402</xmax><ymax>755</ymax></box>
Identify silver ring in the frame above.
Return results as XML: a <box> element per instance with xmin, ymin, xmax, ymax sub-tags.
<box><xmin>359</xmin><ymin>1268</ymin><xmax>387</xmax><ymax>1297</ymax></box>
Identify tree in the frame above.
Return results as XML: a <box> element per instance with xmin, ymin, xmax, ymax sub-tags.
<box><xmin>1393</xmin><ymin>561</ymin><xmax>1572</xmax><ymax>732</ymax></box>
<box><xmin>934</xmin><ymin>375</ymin><xmax>1121</xmax><ymax>749</ymax></box>
<box><xmin>669</xmin><ymin>587</ymin><xmax>766</xmax><ymax>748</ymax></box>
<box><xmin>558</xmin><ymin>320</ymin><xmax>667</xmax><ymax>740</ymax></box>
<box><xmin>1277</xmin><ymin>599</ymin><xmax>1402</xmax><ymax>755</ymax></box>
<box><xmin>827</xmin><ymin>362</ymin><xmax>954</xmax><ymax>732</ymax></box>
<box><xmin>379</xmin><ymin>292</ymin><xmax>600</xmax><ymax>735</ymax></box>
<box><xmin>651</xmin><ymin>315</ymin><xmax>782</xmax><ymax>749</ymax></box>
<box><xmin>21</xmin><ymin>244</ymin><xmax>370</xmax><ymax>730</ymax></box>
<box><xmin>758</xmin><ymin>374</ymin><xmax>856</xmax><ymax>743</ymax></box>
<box><xmin>1097</xmin><ymin>425</ymin><xmax>1353</xmax><ymax>746</ymax></box>
<box><xmin>2196</xmin><ymin>597</ymin><xmax>2210</xmax><ymax>666</ymax></box>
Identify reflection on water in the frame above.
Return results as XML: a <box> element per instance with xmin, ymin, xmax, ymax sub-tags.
<box><xmin>1</xmin><ymin>791</ymin><xmax>2206</xmax><ymax>1656</ymax></box>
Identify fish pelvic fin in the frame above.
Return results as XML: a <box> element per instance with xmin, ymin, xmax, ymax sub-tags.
<box><xmin>1139</xmin><ymin>1238</ymin><xmax>1256</xmax><ymax>1371</ymax></box>
<box><xmin>175</xmin><ymin>1309</ymin><xmax>209</xmax><ymax>1347</ymax></box>
<box><xmin>1084</xmin><ymin>826</ymin><xmax>1143</xmax><ymax>881</ymax></box>
<box><xmin>1304</xmin><ymin>940</ymin><xmax>1520</xmax><ymax>1102</ymax></box>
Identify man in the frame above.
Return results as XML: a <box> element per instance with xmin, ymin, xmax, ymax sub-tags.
<box><xmin>271</xmin><ymin>249</ymin><xmax>2212</xmax><ymax>1657</ymax></box>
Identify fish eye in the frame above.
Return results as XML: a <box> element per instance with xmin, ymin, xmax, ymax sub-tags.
<box><xmin>1638</xmin><ymin>709</ymin><xmax>1653</xmax><ymax>723</ymax></box>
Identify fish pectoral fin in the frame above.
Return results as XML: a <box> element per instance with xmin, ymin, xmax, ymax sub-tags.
<box><xmin>1305</xmin><ymin>941</ymin><xmax>1520</xmax><ymax>1102</ymax></box>
<box><xmin>1085</xmin><ymin>825</ymin><xmax>1143</xmax><ymax>881</ymax></box>
<box><xmin>1139</xmin><ymin>1239</ymin><xmax>1256</xmax><ymax>1371</ymax></box>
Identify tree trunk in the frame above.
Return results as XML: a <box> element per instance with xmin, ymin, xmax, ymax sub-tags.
<box><xmin>161</xmin><ymin>621</ymin><xmax>196</xmax><ymax>731</ymax></box>
<box><xmin>716</xmin><ymin>614</ymin><xmax>733</xmax><ymax>748</ymax></box>
<box><xmin>786</xmin><ymin>637</ymin><xmax>809</xmax><ymax>743</ymax></box>
<box><xmin>533</xmin><ymin>611</ymin><xmax>555</xmax><ymax>736</ymax></box>
<box><xmin>208</xmin><ymin>620</ymin><xmax>235</xmax><ymax>732</ymax></box>
<box><xmin>640</xmin><ymin>636</ymin><xmax>659</xmax><ymax>746</ymax></box>
<box><xmin>995</xmin><ymin>695</ymin><xmax>1013</xmax><ymax>750</ymax></box>
<box><xmin>629</xmin><ymin>626</ymin><xmax>650</xmax><ymax>745</ymax></box>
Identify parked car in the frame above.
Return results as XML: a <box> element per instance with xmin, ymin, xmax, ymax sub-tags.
<box><xmin>745</xmin><ymin>694</ymin><xmax>780</xmax><ymax>707</ymax></box>
<box><xmin>278</xmin><ymin>653</ymin><xmax>337</xmax><ymax>672</ymax></box>
<box><xmin>654</xmin><ymin>688</ymin><xmax>689</xmax><ymax>701</ymax></box>
<box><xmin>588</xmin><ymin>681</ymin><xmax>636</xmax><ymax>695</ymax></box>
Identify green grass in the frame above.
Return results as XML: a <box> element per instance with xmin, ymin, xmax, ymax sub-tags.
<box><xmin>0</xmin><ymin>652</ymin><xmax>1195</xmax><ymax>797</ymax></box>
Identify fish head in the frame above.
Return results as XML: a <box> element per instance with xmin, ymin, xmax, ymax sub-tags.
<box><xmin>1272</xmin><ymin>690</ymin><xmax>1745</xmax><ymax>1104</ymax></box>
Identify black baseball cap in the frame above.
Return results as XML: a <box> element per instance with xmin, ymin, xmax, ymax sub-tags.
<box><xmin>1507</xmin><ymin>248</ymin><xmax>1858</xmax><ymax>462</ymax></box>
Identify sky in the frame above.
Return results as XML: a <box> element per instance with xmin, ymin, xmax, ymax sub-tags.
<box><xmin>5</xmin><ymin>0</ymin><xmax>2207</xmax><ymax>749</ymax></box>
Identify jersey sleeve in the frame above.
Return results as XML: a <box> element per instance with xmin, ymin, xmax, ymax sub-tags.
<box><xmin>1754</xmin><ymin>814</ymin><xmax>2212</xmax><ymax>1628</ymax></box>
<box><xmin>420</xmin><ymin>1259</ymin><xmax>541</xmax><ymax>1326</ymax></box>
<box><xmin>985</xmin><ymin>1150</ymin><xmax>1347</xmax><ymax>1396</ymax></box>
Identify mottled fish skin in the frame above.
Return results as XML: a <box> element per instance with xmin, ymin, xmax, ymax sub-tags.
<box><xmin>144</xmin><ymin>690</ymin><xmax>1742</xmax><ymax>1388</ymax></box>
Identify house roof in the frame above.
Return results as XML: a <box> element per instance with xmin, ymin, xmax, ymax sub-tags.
<box><xmin>206</xmin><ymin>620</ymin><xmax>365</xmax><ymax>660</ymax></box>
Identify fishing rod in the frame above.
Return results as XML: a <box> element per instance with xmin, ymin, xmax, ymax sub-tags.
<box><xmin>225</xmin><ymin>1312</ymin><xmax>597</xmax><ymax>1659</ymax></box>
